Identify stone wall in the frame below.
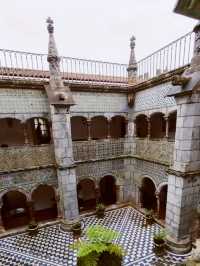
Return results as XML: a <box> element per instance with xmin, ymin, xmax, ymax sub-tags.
<box><xmin>133</xmin><ymin>158</ymin><xmax>168</xmax><ymax>187</ymax></box>
<box><xmin>0</xmin><ymin>145</ymin><xmax>55</xmax><ymax>172</ymax></box>
<box><xmin>0</xmin><ymin>167</ymin><xmax>57</xmax><ymax>196</ymax></box>
<box><xmin>0</xmin><ymin>88</ymin><xmax>49</xmax><ymax>120</ymax></box>
<box><xmin>134</xmin><ymin>81</ymin><xmax>176</xmax><ymax>113</ymax></box>
<box><xmin>71</xmin><ymin>91</ymin><xmax>127</xmax><ymax>113</ymax></box>
<box><xmin>135</xmin><ymin>138</ymin><xmax>174</xmax><ymax>165</ymax></box>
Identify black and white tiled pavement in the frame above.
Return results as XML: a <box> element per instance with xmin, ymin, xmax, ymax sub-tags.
<box><xmin>0</xmin><ymin>207</ymin><xmax>189</xmax><ymax>265</ymax></box>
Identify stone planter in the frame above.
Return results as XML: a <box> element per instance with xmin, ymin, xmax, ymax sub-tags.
<box><xmin>96</xmin><ymin>209</ymin><xmax>105</xmax><ymax>218</ymax></box>
<box><xmin>27</xmin><ymin>224</ymin><xmax>39</xmax><ymax>236</ymax></box>
<box><xmin>145</xmin><ymin>215</ymin><xmax>154</xmax><ymax>225</ymax></box>
<box><xmin>153</xmin><ymin>238</ymin><xmax>166</xmax><ymax>255</ymax></box>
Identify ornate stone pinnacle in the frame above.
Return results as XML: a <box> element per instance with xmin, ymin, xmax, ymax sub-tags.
<box><xmin>46</xmin><ymin>17</ymin><xmax>54</xmax><ymax>34</ymax></box>
<box><xmin>127</xmin><ymin>35</ymin><xmax>137</xmax><ymax>83</ymax></box>
<box><xmin>130</xmin><ymin>36</ymin><xmax>136</xmax><ymax>49</ymax></box>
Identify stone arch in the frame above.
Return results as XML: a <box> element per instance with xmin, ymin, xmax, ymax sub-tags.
<box><xmin>168</xmin><ymin>111</ymin><xmax>177</xmax><ymax>140</ymax></box>
<box><xmin>71</xmin><ymin>116</ymin><xmax>88</xmax><ymax>141</ymax></box>
<box><xmin>26</xmin><ymin>117</ymin><xmax>51</xmax><ymax>145</ymax></box>
<box><xmin>77</xmin><ymin>178</ymin><xmax>96</xmax><ymax>211</ymax></box>
<box><xmin>135</xmin><ymin>114</ymin><xmax>148</xmax><ymax>138</ymax></box>
<box><xmin>157</xmin><ymin>182</ymin><xmax>168</xmax><ymax>220</ymax></box>
<box><xmin>150</xmin><ymin>112</ymin><xmax>166</xmax><ymax>139</ymax></box>
<box><xmin>31</xmin><ymin>184</ymin><xmax>57</xmax><ymax>222</ymax></box>
<box><xmin>110</xmin><ymin>115</ymin><xmax>126</xmax><ymax>138</ymax></box>
<box><xmin>0</xmin><ymin>187</ymin><xmax>31</xmax><ymax>202</ymax></box>
<box><xmin>91</xmin><ymin>116</ymin><xmax>108</xmax><ymax>139</ymax></box>
<box><xmin>140</xmin><ymin>177</ymin><xmax>157</xmax><ymax>211</ymax></box>
<box><xmin>0</xmin><ymin>118</ymin><xmax>25</xmax><ymax>147</ymax></box>
<box><xmin>1</xmin><ymin>189</ymin><xmax>30</xmax><ymax>229</ymax></box>
<box><xmin>100</xmin><ymin>175</ymin><xmax>117</xmax><ymax>205</ymax></box>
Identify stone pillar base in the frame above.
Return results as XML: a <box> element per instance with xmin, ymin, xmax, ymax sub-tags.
<box><xmin>60</xmin><ymin>218</ymin><xmax>80</xmax><ymax>232</ymax></box>
<box><xmin>166</xmin><ymin>235</ymin><xmax>192</xmax><ymax>254</ymax></box>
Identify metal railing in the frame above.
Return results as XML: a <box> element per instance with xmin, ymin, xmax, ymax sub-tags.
<box><xmin>0</xmin><ymin>49</ymin><xmax>128</xmax><ymax>86</ymax></box>
<box><xmin>137</xmin><ymin>31</ymin><xmax>194</xmax><ymax>82</ymax></box>
<box><xmin>0</xmin><ymin>31</ymin><xmax>195</xmax><ymax>85</ymax></box>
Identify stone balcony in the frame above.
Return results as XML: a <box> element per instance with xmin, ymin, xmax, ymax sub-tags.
<box><xmin>0</xmin><ymin>139</ymin><xmax>132</xmax><ymax>172</ymax></box>
<box><xmin>135</xmin><ymin>138</ymin><xmax>174</xmax><ymax>165</ymax></box>
<box><xmin>0</xmin><ymin>145</ymin><xmax>55</xmax><ymax>173</ymax></box>
<box><xmin>0</xmin><ymin>138</ymin><xmax>173</xmax><ymax>172</ymax></box>
<box><xmin>72</xmin><ymin>138</ymin><xmax>132</xmax><ymax>162</ymax></box>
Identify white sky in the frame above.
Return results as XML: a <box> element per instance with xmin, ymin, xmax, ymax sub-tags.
<box><xmin>0</xmin><ymin>0</ymin><xmax>196</xmax><ymax>64</ymax></box>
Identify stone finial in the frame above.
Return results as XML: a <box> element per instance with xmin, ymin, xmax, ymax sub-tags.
<box><xmin>46</xmin><ymin>17</ymin><xmax>54</xmax><ymax>34</ymax></box>
<box><xmin>46</xmin><ymin>18</ymin><xmax>75</xmax><ymax>108</ymax></box>
<box><xmin>130</xmin><ymin>36</ymin><xmax>136</xmax><ymax>50</ymax></box>
<box><xmin>127</xmin><ymin>35</ymin><xmax>137</xmax><ymax>84</ymax></box>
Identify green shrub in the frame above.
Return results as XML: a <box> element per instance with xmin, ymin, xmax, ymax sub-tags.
<box><xmin>73</xmin><ymin>225</ymin><xmax>124</xmax><ymax>266</ymax></box>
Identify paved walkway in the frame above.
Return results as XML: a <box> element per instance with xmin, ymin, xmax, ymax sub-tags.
<box><xmin>0</xmin><ymin>207</ymin><xmax>189</xmax><ymax>265</ymax></box>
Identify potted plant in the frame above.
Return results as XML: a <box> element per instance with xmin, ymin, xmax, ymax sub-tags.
<box><xmin>27</xmin><ymin>221</ymin><xmax>39</xmax><ymax>236</ymax></box>
<box><xmin>96</xmin><ymin>203</ymin><xmax>105</xmax><ymax>218</ymax></box>
<box><xmin>72</xmin><ymin>221</ymin><xmax>82</xmax><ymax>237</ymax></box>
<box><xmin>153</xmin><ymin>229</ymin><xmax>166</xmax><ymax>254</ymax></box>
<box><xmin>144</xmin><ymin>209</ymin><xmax>154</xmax><ymax>225</ymax></box>
<box><xmin>74</xmin><ymin>225</ymin><xmax>124</xmax><ymax>266</ymax></box>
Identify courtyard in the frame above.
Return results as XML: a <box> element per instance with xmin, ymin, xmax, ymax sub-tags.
<box><xmin>0</xmin><ymin>207</ymin><xmax>189</xmax><ymax>266</ymax></box>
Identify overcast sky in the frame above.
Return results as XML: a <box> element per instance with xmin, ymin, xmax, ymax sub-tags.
<box><xmin>0</xmin><ymin>0</ymin><xmax>196</xmax><ymax>64</ymax></box>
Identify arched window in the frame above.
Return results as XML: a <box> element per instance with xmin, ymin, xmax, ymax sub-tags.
<box><xmin>100</xmin><ymin>175</ymin><xmax>116</xmax><ymax>205</ymax></box>
<box><xmin>91</xmin><ymin>116</ymin><xmax>108</xmax><ymax>140</ymax></box>
<box><xmin>77</xmin><ymin>179</ymin><xmax>96</xmax><ymax>211</ymax></box>
<box><xmin>140</xmin><ymin>177</ymin><xmax>157</xmax><ymax>211</ymax></box>
<box><xmin>1</xmin><ymin>191</ymin><xmax>29</xmax><ymax>229</ymax></box>
<box><xmin>0</xmin><ymin>118</ymin><xmax>25</xmax><ymax>147</ymax></box>
<box><xmin>26</xmin><ymin>117</ymin><xmax>51</xmax><ymax>145</ymax></box>
<box><xmin>168</xmin><ymin>111</ymin><xmax>177</xmax><ymax>140</ymax></box>
<box><xmin>135</xmin><ymin>114</ymin><xmax>148</xmax><ymax>138</ymax></box>
<box><xmin>32</xmin><ymin>185</ymin><xmax>57</xmax><ymax>222</ymax></box>
<box><xmin>110</xmin><ymin>116</ymin><xmax>126</xmax><ymax>138</ymax></box>
<box><xmin>159</xmin><ymin>185</ymin><xmax>168</xmax><ymax>220</ymax></box>
<box><xmin>150</xmin><ymin>113</ymin><xmax>166</xmax><ymax>139</ymax></box>
<box><xmin>71</xmin><ymin>116</ymin><xmax>88</xmax><ymax>141</ymax></box>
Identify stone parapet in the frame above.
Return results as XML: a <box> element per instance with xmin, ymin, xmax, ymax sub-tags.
<box><xmin>73</xmin><ymin>138</ymin><xmax>132</xmax><ymax>162</ymax></box>
<box><xmin>135</xmin><ymin>138</ymin><xmax>174</xmax><ymax>165</ymax></box>
<box><xmin>0</xmin><ymin>145</ymin><xmax>55</xmax><ymax>172</ymax></box>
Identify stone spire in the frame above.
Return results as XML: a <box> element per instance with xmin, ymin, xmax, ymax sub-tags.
<box><xmin>127</xmin><ymin>36</ymin><xmax>137</xmax><ymax>84</ymax></box>
<box><xmin>46</xmin><ymin>17</ymin><xmax>75</xmax><ymax>108</ymax></box>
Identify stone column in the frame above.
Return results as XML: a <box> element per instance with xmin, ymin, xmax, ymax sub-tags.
<box><xmin>95</xmin><ymin>186</ymin><xmax>100</xmax><ymax>203</ymax></box>
<box><xmin>87</xmin><ymin>118</ymin><xmax>92</xmax><ymax>141</ymax></box>
<box><xmin>22</xmin><ymin>122</ymin><xmax>29</xmax><ymax>145</ymax></box>
<box><xmin>147</xmin><ymin>117</ymin><xmax>151</xmax><ymax>139</ymax></box>
<box><xmin>46</xmin><ymin>17</ymin><xmax>80</xmax><ymax>231</ymax></box>
<box><xmin>165</xmin><ymin>94</ymin><xmax>200</xmax><ymax>253</ymax></box>
<box><xmin>155</xmin><ymin>191</ymin><xmax>160</xmax><ymax>219</ymax></box>
<box><xmin>55</xmin><ymin>194</ymin><xmax>62</xmax><ymax>219</ymax></box>
<box><xmin>165</xmin><ymin>116</ymin><xmax>169</xmax><ymax>139</ymax></box>
<box><xmin>51</xmin><ymin>106</ymin><xmax>79</xmax><ymax>231</ymax></box>
<box><xmin>127</xmin><ymin>119</ymin><xmax>135</xmax><ymax>138</ymax></box>
<box><xmin>27</xmin><ymin>200</ymin><xmax>36</xmax><ymax>222</ymax></box>
<box><xmin>166</xmin><ymin>20</ymin><xmax>200</xmax><ymax>252</ymax></box>
<box><xmin>107</xmin><ymin>118</ymin><xmax>111</xmax><ymax>139</ymax></box>
<box><xmin>116</xmin><ymin>185</ymin><xmax>124</xmax><ymax>203</ymax></box>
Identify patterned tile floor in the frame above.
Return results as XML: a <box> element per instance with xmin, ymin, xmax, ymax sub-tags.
<box><xmin>0</xmin><ymin>207</ymin><xmax>189</xmax><ymax>265</ymax></box>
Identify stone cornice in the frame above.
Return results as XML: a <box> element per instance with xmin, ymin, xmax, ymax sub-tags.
<box><xmin>0</xmin><ymin>79</ymin><xmax>129</xmax><ymax>93</ymax></box>
<box><xmin>167</xmin><ymin>168</ymin><xmax>200</xmax><ymax>178</ymax></box>
<box><xmin>128</xmin><ymin>66</ymin><xmax>188</xmax><ymax>93</ymax></box>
